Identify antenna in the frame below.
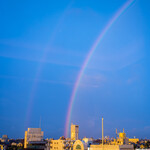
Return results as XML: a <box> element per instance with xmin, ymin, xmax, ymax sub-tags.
<box><xmin>39</xmin><ymin>116</ymin><xmax>41</xmax><ymax>128</ymax></box>
<box><xmin>116</xmin><ymin>128</ymin><xmax>117</xmax><ymax>140</ymax></box>
<box><xmin>102</xmin><ymin>117</ymin><xmax>104</xmax><ymax>150</ymax></box>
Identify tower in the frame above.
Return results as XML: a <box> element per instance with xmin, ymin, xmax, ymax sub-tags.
<box><xmin>71</xmin><ymin>123</ymin><xmax>79</xmax><ymax>140</ymax></box>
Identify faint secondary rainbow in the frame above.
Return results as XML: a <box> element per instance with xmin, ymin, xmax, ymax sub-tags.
<box><xmin>25</xmin><ymin>1</ymin><xmax>73</xmax><ymax>128</ymax></box>
<box><xmin>64</xmin><ymin>0</ymin><xmax>134</xmax><ymax>137</ymax></box>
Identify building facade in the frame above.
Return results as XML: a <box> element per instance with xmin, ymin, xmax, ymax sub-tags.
<box><xmin>90</xmin><ymin>144</ymin><xmax>134</xmax><ymax>150</ymax></box>
<box><xmin>71</xmin><ymin>123</ymin><xmax>79</xmax><ymax>141</ymax></box>
<box><xmin>46</xmin><ymin>137</ymin><xmax>73</xmax><ymax>150</ymax></box>
<box><xmin>73</xmin><ymin>140</ymin><xmax>85</xmax><ymax>150</ymax></box>
<box><xmin>128</xmin><ymin>138</ymin><xmax>139</xmax><ymax>144</ymax></box>
<box><xmin>90</xmin><ymin>129</ymin><xmax>134</xmax><ymax>150</ymax></box>
<box><xmin>24</xmin><ymin>128</ymin><xmax>44</xmax><ymax>148</ymax></box>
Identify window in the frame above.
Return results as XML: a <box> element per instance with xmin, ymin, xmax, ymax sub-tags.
<box><xmin>76</xmin><ymin>145</ymin><xmax>81</xmax><ymax>149</ymax></box>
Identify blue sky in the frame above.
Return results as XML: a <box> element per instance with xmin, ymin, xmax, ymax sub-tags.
<box><xmin>0</xmin><ymin>0</ymin><xmax>150</xmax><ymax>139</ymax></box>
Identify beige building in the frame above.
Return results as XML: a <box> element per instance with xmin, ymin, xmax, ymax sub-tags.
<box><xmin>73</xmin><ymin>140</ymin><xmax>86</xmax><ymax>150</ymax></box>
<box><xmin>90</xmin><ymin>129</ymin><xmax>134</xmax><ymax>150</ymax></box>
<box><xmin>82</xmin><ymin>137</ymin><xmax>93</xmax><ymax>144</ymax></box>
<box><xmin>72</xmin><ymin>140</ymin><xmax>134</xmax><ymax>150</ymax></box>
<box><xmin>47</xmin><ymin>138</ymin><xmax>72</xmax><ymax>150</ymax></box>
<box><xmin>90</xmin><ymin>144</ymin><xmax>134</xmax><ymax>150</ymax></box>
<box><xmin>46</xmin><ymin>123</ymin><xmax>79</xmax><ymax>150</ymax></box>
<box><xmin>24</xmin><ymin>128</ymin><xmax>44</xmax><ymax>148</ymax></box>
<box><xmin>71</xmin><ymin>123</ymin><xmax>79</xmax><ymax>141</ymax></box>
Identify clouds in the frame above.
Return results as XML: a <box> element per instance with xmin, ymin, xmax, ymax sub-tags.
<box><xmin>0</xmin><ymin>74</ymin><xmax>106</xmax><ymax>88</ymax></box>
<box><xmin>80</xmin><ymin>74</ymin><xmax>106</xmax><ymax>88</ymax></box>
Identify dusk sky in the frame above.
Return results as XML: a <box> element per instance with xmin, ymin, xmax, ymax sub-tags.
<box><xmin>0</xmin><ymin>0</ymin><xmax>150</xmax><ymax>139</ymax></box>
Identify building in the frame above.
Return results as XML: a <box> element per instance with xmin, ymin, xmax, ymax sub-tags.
<box><xmin>128</xmin><ymin>138</ymin><xmax>139</xmax><ymax>144</ymax></box>
<box><xmin>73</xmin><ymin>140</ymin><xmax>87</xmax><ymax>150</ymax></box>
<box><xmin>17</xmin><ymin>142</ymin><xmax>23</xmax><ymax>147</ymax></box>
<box><xmin>82</xmin><ymin>137</ymin><xmax>94</xmax><ymax>147</ymax></box>
<box><xmin>90</xmin><ymin>144</ymin><xmax>134</xmax><ymax>150</ymax></box>
<box><xmin>46</xmin><ymin>123</ymin><xmax>79</xmax><ymax>150</ymax></box>
<box><xmin>0</xmin><ymin>144</ymin><xmax>6</xmax><ymax>150</ymax></box>
<box><xmin>71</xmin><ymin>123</ymin><xmax>79</xmax><ymax>141</ymax></box>
<box><xmin>24</xmin><ymin>128</ymin><xmax>44</xmax><ymax>149</ymax></box>
<box><xmin>90</xmin><ymin>129</ymin><xmax>134</xmax><ymax>150</ymax></box>
<box><xmin>46</xmin><ymin>137</ymin><xmax>72</xmax><ymax>150</ymax></box>
<box><xmin>111</xmin><ymin>129</ymin><xmax>129</xmax><ymax>145</ymax></box>
<box><xmin>46</xmin><ymin>122</ymin><xmax>79</xmax><ymax>150</ymax></box>
<box><xmin>1</xmin><ymin>135</ymin><xmax>8</xmax><ymax>143</ymax></box>
<box><xmin>85</xmin><ymin>118</ymin><xmax>134</xmax><ymax>150</ymax></box>
<box><xmin>82</xmin><ymin>137</ymin><xmax>93</xmax><ymax>144</ymax></box>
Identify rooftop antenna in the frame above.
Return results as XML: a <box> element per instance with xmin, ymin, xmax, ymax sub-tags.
<box><xmin>116</xmin><ymin>128</ymin><xmax>117</xmax><ymax>140</ymax></box>
<box><xmin>39</xmin><ymin>116</ymin><xmax>41</xmax><ymax>128</ymax></box>
<box><xmin>102</xmin><ymin>117</ymin><xmax>104</xmax><ymax>150</ymax></box>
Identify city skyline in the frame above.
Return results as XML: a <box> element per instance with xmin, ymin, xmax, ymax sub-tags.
<box><xmin>0</xmin><ymin>0</ymin><xmax>150</xmax><ymax>139</ymax></box>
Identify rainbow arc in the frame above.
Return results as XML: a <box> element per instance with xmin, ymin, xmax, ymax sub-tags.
<box><xmin>64</xmin><ymin>0</ymin><xmax>135</xmax><ymax>138</ymax></box>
